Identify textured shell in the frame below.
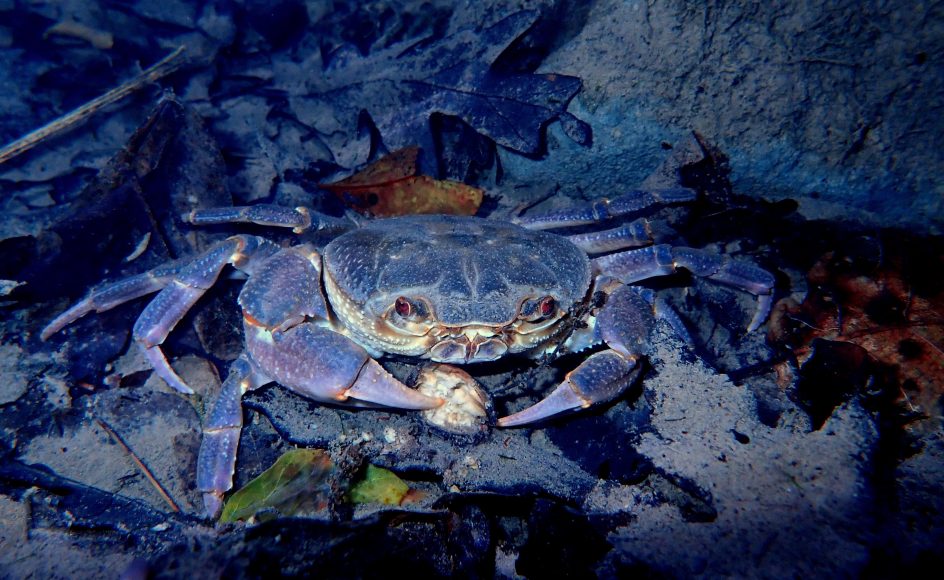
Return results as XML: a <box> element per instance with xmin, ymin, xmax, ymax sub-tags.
<box><xmin>323</xmin><ymin>215</ymin><xmax>591</xmax><ymax>326</ymax></box>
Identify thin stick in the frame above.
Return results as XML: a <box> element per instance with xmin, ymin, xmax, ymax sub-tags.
<box><xmin>912</xmin><ymin>328</ymin><xmax>944</xmax><ymax>358</ymax></box>
<box><xmin>0</xmin><ymin>46</ymin><xmax>186</xmax><ymax>166</ymax></box>
<box><xmin>95</xmin><ymin>417</ymin><xmax>181</xmax><ymax>513</ymax></box>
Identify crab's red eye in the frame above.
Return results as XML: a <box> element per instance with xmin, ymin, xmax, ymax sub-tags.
<box><xmin>540</xmin><ymin>296</ymin><xmax>556</xmax><ymax>316</ymax></box>
<box><xmin>395</xmin><ymin>297</ymin><xmax>412</xmax><ymax>317</ymax></box>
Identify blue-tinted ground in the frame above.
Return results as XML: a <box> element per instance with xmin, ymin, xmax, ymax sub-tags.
<box><xmin>0</xmin><ymin>1</ymin><xmax>941</xmax><ymax>577</ymax></box>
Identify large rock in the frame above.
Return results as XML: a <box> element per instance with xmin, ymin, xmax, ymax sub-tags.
<box><xmin>503</xmin><ymin>0</ymin><xmax>942</xmax><ymax>232</ymax></box>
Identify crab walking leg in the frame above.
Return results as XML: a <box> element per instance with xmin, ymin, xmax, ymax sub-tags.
<box><xmin>499</xmin><ymin>285</ymin><xmax>653</xmax><ymax>427</ymax></box>
<box><xmin>651</xmin><ymin>295</ymin><xmax>694</xmax><ymax>344</ymax></box>
<box><xmin>620</xmin><ymin>286</ymin><xmax>694</xmax><ymax>345</ymax></box>
<box><xmin>128</xmin><ymin>236</ymin><xmax>283</xmax><ymax>394</ymax></box>
<box><xmin>42</xmin><ymin>235</ymin><xmax>280</xmax><ymax>393</ymax></box>
<box><xmin>187</xmin><ymin>205</ymin><xmax>354</xmax><ymax>235</ymax></box>
<box><xmin>593</xmin><ymin>244</ymin><xmax>775</xmax><ymax>332</ymax></box>
<box><xmin>565</xmin><ymin>219</ymin><xmax>653</xmax><ymax>254</ymax></box>
<box><xmin>515</xmin><ymin>187</ymin><xmax>696</xmax><ymax>230</ymax></box>
<box><xmin>558</xmin><ymin>283</ymin><xmax>692</xmax><ymax>356</ymax></box>
<box><xmin>197</xmin><ymin>355</ymin><xmax>260</xmax><ymax>519</ymax></box>
<box><xmin>42</xmin><ymin>236</ymin><xmax>281</xmax><ymax>392</ymax></box>
<box><xmin>41</xmin><ymin>262</ymin><xmax>186</xmax><ymax>340</ymax></box>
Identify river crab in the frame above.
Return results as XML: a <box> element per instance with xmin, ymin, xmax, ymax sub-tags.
<box><xmin>42</xmin><ymin>187</ymin><xmax>774</xmax><ymax>518</ymax></box>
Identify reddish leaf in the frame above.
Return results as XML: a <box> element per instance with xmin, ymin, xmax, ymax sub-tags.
<box><xmin>322</xmin><ymin>147</ymin><xmax>483</xmax><ymax>217</ymax></box>
<box><xmin>769</xmin><ymin>235</ymin><xmax>944</xmax><ymax>435</ymax></box>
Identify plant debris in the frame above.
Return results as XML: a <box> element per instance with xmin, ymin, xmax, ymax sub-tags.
<box><xmin>284</xmin><ymin>10</ymin><xmax>589</xmax><ymax>171</ymax></box>
<box><xmin>322</xmin><ymin>146</ymin><xmax>483</xmax><ymax>216</ymax></box>
<box><xmin>769</xmin><ymin>232</ymin><xmax>944</xmax><ymax>435</ymax></box>
<box><xmin>347</xmin><ymin>464</ymin><xmax>410</xmax><ymax>506</ymax></box>
<box><xmin>220</xmin><ymin>449</ymin><xmax>336</xmax><ymax>523</ymax></box>
<box><xmin>0</xmin><ymin>47</ymin><xmax>185</xmax><ymax>166</ymax></box>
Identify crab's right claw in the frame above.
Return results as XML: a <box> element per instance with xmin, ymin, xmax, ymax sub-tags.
<box><xmin>498</xmin><ymin>284</ymin><xmax>652</xmax><ymax>427</ymax></box>
<box><xmin>497</xmin><ymin>350</ymin><xmax>641</xmax><ymax>427</ymax></box>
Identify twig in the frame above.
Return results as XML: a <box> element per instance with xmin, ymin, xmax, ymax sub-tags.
<box><xmin>782</xmin><ymin>57</ymin><xmax>858</xmax><ymax>68</ymax></box>
<box><xmin>95</xmin><ymin>417</ymin><xmax>181</xmax><ymax>513</ymax></box>
<box><xmin>898</xmin><ymin>385</ymin><xmax>918</xmax><ymax>413</ymax></box>
<box><xmin>0</xmin><ymin>46</ymin><xmax>186</xmax><ymax>166</ymax></box>
<box><xmin>912</xmin><ymin>328</ymin><xmax>944</xmax><ymax>358</ymax></box>
<box><xmin>784</xmin><ymin>313</ymin><xmax>828</xmax><ymax>332</ymax></box>
<box><xmin>509</xmin><ymin>185</ymin><xmax>559</xmax><ymax>218</ymax></box>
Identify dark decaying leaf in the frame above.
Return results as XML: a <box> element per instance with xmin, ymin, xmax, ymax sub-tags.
<box><xmin>15</xmin><ymin>97</ymin><xmax>231</xmax><ymax>304</ymax></box>
<box><xmin>289</xmin><ymin>10</ymin><xmax>588</xmax><ymax>171</ymax></box>
<box><xmin>220</xmin><ymin>449</ymin><xmax>336</xmax><ymax>523</ymax></box>
<box><xmin>321</xmin><ymin>146</ymin><xmax>483</xmax><ymax>216</ymax></box>
<box><xmin>769</xmin><ymin>233</ymin><xmax>944</xmax><ymax>435</ymax></box>
<box><xmin>515</xmin><ymin>500</ymin><xmax>612</xmax><ymax>578</ymax></box>
<box><xmin>0</xmin><ymin>460</ymin><xmax>185</xmax><ymax>539</ymax></box>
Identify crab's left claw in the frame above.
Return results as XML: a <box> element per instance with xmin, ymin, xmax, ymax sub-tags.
<box><xmin>499</xmin><ymin>285</ymin><xmax>654</xmax><ymax>427</ymax></box>
<box><xmin>498</xmin><ymin>350</ymin><xmax>642</xmax><ymax>427</ymax></box>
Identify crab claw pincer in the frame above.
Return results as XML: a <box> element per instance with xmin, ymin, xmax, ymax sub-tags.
<box><xmin>498</xmin><ymin>284</ymin><xmax>653</xmax><ymax>427</ymax></box>
<box><xmin>245</xmin><ymin>323</ymin><xmax>443</xmax><ymax>410</ymax></box>
<box><xmin>497</xmin><ymin>350</ymin><xmax>641</xmax><ymax>426</ymax></box>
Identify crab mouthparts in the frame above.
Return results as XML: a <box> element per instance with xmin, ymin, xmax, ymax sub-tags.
<box><xmin>429</xmin><ymin>328</ymin><xmax>509</xmax><ymax>363</ymax></box>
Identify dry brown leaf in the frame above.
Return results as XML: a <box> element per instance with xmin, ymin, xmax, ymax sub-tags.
<box><xmin>769</xmin><ymin>238</ymin><xmax>944</xmax><ymax>434</ymax></box>
<box><xmin>322</xmin><ymin>146</ymin><xmax>483</xmax><ymax>217</ymax></box>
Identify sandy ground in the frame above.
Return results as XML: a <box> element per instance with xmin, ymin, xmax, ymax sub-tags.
<box><xmin>1</xmin><ymin>1</ymin><xmax>942</xmax><ymax>577</ymax></box>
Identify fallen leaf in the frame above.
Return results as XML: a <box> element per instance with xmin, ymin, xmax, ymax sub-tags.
<box><xmin>347</xmin><ymin>464</ymin><xmax>409</xmax><ymax>506</ymax></box>
<box><xmin>769</xmin><ymin>233</ymin><xmax>944</xmax><ymax>435</ymax></box>
<box><xmin>287</xmin><ymin>10</ymin><xmax>589</xmax><ymax>170</ymax></box>
<box><xmin>220</xmin><ymin>448</ymin><xmax>335</xmax><ymax>523</ymax></box>
<box><xmin>322</xmin><ymin>146</ymin><xmax>483</xmax><ymax>216</ymax></box>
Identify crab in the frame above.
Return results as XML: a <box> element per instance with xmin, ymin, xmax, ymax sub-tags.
<box><xmin>41</xmin><ymin>187</ymin><xmax>774</xmax><ymax>518</ymax></box>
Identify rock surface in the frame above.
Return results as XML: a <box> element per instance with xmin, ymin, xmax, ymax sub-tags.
<box><xmin>0</xmin><ymin>0</ymin><xmax>941</xmax><ymax>577</ymax></box>
<box><xmin>508</xmin><ymin>0</ymin><xmax>944</xmax><ymax>232</ymax></box>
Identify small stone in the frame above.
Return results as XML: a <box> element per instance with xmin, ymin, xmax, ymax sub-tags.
<box><xmin>0</xmin><ymin>280</ymin><xmax>24</xmax><ymax>296</ymax></box>
<box><xmin>0</xmin><ymin>344</ymin><xmax>29</xmax><ymax>405</ymax></box>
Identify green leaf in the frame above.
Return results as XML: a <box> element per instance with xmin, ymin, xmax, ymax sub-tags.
<box><xmin>347</xmin><ymin>464</ymin><xmax>409</xmax><ymax>505</ymax></box>
<box><xmin>220</xmin><ymin>448</ymin><xmax>334</xmax><ymax>523</ymax></box>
